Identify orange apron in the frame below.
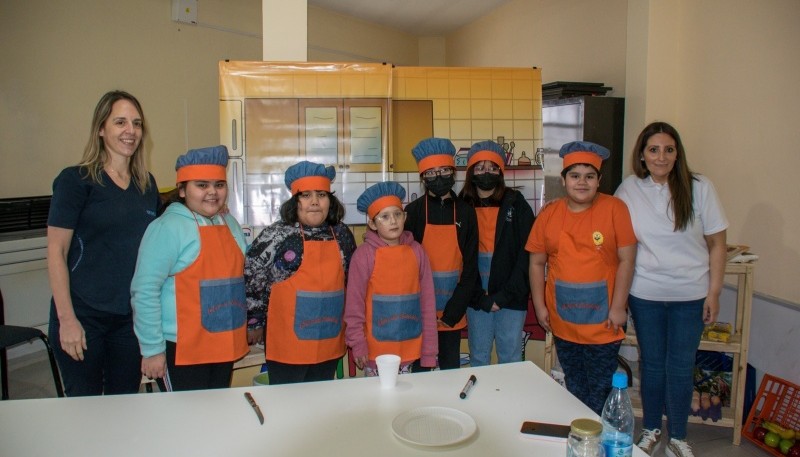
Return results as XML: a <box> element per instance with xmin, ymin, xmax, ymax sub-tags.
<box><xmin>476</xmin><ymin>207</ymin><xmax>499</xmax><ymax>291</ymax></box>
<box><xmin>266</xmin><ymin>229</ymin><xmax>346</xmax><ymax>364</ymax></box>
<box><xmin>365</xmin><ymin>244</ymin><xmax>423</xmax><ymax>363</ymax></box>
<box><xmin>421</xmin><ymin>198</ymin><xmax>466</xmax><ymax>331</ymax></box>
<box><xmin>174</xmin><ymin>216</ymin><xmax>248</xmax><ymax>365</ymax></box>
<box><xmin>546</xmin><ymin>203</ymin><xmax>620</xmax><ymax>344</ymax></box>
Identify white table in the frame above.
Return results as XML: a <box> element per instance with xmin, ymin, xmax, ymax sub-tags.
<box><xmin>0</xmin><ymin>361</ymin><xmax>645</xmax><ymax>456</ymax></box>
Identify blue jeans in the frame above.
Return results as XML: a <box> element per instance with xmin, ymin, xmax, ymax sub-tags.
<box><xmin>628</xmin><ymin>295</ymin><xmax>705</xmax><ymax>440</ymax></box>
<box><xmin>466</xmin><ymin>307</ymin><xmax>526</xmax><ymax>366</ymax></box>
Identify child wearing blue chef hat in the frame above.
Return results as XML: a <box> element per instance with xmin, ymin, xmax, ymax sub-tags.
<box><xmin>344</xmin><ymin>181</ymin><xmax>438</xmax><ymax>378</ymax></box>
<box><xmin>458</xmin><ymin>140</ymin><xmax>535</xmax><ymax>368</ymax></box>
<box><xmin>525</xmin><ymin>140</ymin><xmax>637</xmax><ymax>414</ymax></box>
<box><xmin>131</xmin><ymin>145</ymin><xmax>249</xmax><ymax>391</ymax></box>
<box><xmin>404</xmin><ymin>138</ymin><xmax>479</xmax><ymax>371</ymax></box>
<box><xmin>244</xmin><ymin>160</ymin><xmax>356</xmax><ymax>385</ymax></box>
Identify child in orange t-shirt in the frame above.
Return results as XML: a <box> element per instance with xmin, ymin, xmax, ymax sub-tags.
<box><xmin>525</xmin><ymin>141</ymin><xmax>637</xmax><ymax>414</ymax></box>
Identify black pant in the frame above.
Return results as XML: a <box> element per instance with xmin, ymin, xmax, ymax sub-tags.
<box><xmin>49</xmin><ymin>305</ymin><xmax>141</xmax><ymax>396</ymax></box>
<box><xmin>413</xmin><ymin>330</ymin><xmax>463</xmax><ymax>372</ymax></box>
<box><xmin>156</xmin><ymin>341</ymin><xmax>233</xmax><ymax>392</ymax></box>
<box><xmin>266</xmin><ymin>358</ymin><xmax>340</xmax><ymax>385</ymax></box>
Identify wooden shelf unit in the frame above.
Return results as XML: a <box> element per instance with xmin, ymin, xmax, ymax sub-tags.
<box><xmin>544</xmin><ymin>262</ymin><xmax>755</xmax><ymax>445</ymax></box>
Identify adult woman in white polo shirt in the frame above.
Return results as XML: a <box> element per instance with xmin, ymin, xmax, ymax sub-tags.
<box><xmin>615</xmin><ymin>121</ymin><xmax>728</xmax><ymax>457</ymax></box>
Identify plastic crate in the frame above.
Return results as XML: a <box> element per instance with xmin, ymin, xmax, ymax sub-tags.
<box><xmin>742</xmin><ymin>374</ymin><xmax>800</xmax><ymax>456</ymax></box>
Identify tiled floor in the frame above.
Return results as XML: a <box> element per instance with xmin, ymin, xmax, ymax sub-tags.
<box><xmin>3</xmin><ymin>351</ymin><xmax>769</xmax><ymax>456</ymax></box>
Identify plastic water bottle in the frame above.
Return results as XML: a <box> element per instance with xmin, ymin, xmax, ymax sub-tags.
<box><xmin>601</xmin><ymin>372</ymin><xmax>634</xmax><ymax>457</ymax></box>
<box><xmin>567</xmin><ymin>418</ymin><xmax>605</xmax><ymax>457</ymax></box>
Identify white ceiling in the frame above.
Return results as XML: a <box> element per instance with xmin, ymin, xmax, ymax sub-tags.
<box><xmin>307</xmin><ymin>0</ymin><xmax>511</xmax><ymax>36</ymax></box>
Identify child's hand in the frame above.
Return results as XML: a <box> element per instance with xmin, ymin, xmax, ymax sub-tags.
<box><xmin>353</xmin><ymin>355</ymin><xmax>368</xmax><ymax>370</ymax></box>
<box><xmin>142</xmin><ymin>353</ymin><xmax>167</xmax><ymax>379</ymax></box>
<box><xmin>606</xmin><ymin>307</ymin><xmax>627</xmax><ymax>333</ymax></box>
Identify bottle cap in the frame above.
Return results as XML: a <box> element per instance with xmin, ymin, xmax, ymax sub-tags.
<box><xmin>612</xmin><ymin>372</ymin><xmax>628</xmax><ymax>388</ymax></box>
<box><xmin>570</xmin><ymin>418</ymin><xmax>602</xmax><ymax>437</ymax></box>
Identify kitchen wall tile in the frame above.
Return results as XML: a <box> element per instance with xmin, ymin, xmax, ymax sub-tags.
<box><xmin>493</xmin><ymin>120</ymin><xmax>514</xmax><ymax>140</ymax></box>
<box><xmin>267</xmin><ymin>76</ymin><xmax>293</xmax><ymax>97</ymax></box>
<box><xmin>512</xmin><ymin>79</ymin><xmax>533</xmax><ymax>99</ymax></box>
<box><xmin>472</xmin><ymin>120</ymin><xmax>493</xmax><ymax>140</ymax></box>
<box><xmin>513</xmin><ymin>120</ymin><xmax>535</xmax><ymax>139</ymax></box>
<box><xmin>515</xmin><ymin>179</ymin><xmax>537</xmax><ymax>200</ymax></box>
<box><xmin>449</xmin><ymin>99</ymin><xmax>471</xmax><ymax>119</ymax></box>
<box><xmin>492</xmin><ymin>99</ymin><xmax>513</xmax><ymax>119</ymax></box>
<box><xmin>492</xmin><ymin>79</ymin><xmax>513</xmax><ymax>99</ymax></box>
<box><xmin>364</xmin><ymin>75</ymin><xmax>391</xmax><ymax>97</ymax></box>
<box><xmin>471</xmin><ymin>99</ymin><xmax>492</xmax><ymax>119</ymax></box>
<box><xmin>449</xmin><ymin>79</ymin><xmax>470</xmax><ymax>98</ymax></box>
<box><xmin>427</xmin><ymin>78</ymin><xmax>449</xmax><ymax>98</ymax></box>
<box><xmin>405</xmin><ymin>77</ymin><xmax>427</xmax><ymax>98</ymax></box>
<box><xmin>470</xmin><ymin>79</ymin><xmax>492</xmax><ymax>99</ymax></box>
<box><xmin>513</xmin><ymin>100</ymin><xmax>534</xmax><ymax>119</ymax></box>
<box><xmin>450</xmin><ymin>120</ymin><xmax>471</xmax><ymax>140</ymax></box>
<box><xmin>433</xmin><ymin>120</ymin><xmax>450</xmax><ymax>138</ymax></box>
<box><xmin>432</xmin><ymin>99</ymin><xmax>450</xmax><ymax>119</ymax></box>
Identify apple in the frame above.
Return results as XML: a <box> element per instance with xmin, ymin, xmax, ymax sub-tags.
<box><xmin>754</xmin><ymin>427</ymin><xmax>769</xmax><ymax>442</ymax></box>
<box><xmin>780</xmin><ymin>439</ymin><xmax>795</xmax><ymax>455</ymax></box>
<box><xmin>787</xmin><ymin>443</ymin><xmax>800</xmax><ymax>457</ymax></box>
<box><xmin>765</xmin><ymin>432</ymin><xmax>782</xmax><ymax>448</ymax></box>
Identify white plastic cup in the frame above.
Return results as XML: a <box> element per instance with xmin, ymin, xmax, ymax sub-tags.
<box><xmin>375</xmin><ymin>354</ymin><xmax>401</xmax><ymax>389</ymax></box>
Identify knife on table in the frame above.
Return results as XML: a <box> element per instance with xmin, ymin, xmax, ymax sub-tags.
<box><xmin>244</xmin><ymin>392</ymin><xmax>264</xmax><ymax>425</ymax></box>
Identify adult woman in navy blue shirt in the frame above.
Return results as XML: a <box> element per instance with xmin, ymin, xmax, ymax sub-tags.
<box><xmin>47</xmin><ymin>91</ymin><xmax>160</xmax><ymax>396</ymax></box>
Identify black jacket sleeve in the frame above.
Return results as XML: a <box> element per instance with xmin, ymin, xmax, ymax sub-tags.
<box><xmin>488</xmin><ymin>191</ymin><xmax>535</xmax><ymax>311</ymax></box>
<box><xmin>440</xmin><ymin>200</ymin><xmax>478</xmax><ymax>327</ymax></box>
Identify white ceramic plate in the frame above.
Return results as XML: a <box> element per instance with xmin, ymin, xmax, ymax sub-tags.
<box><xmin>391</xmin><ymin>406</ymin><xmax>477</xmax><ymax>447</ymax></box>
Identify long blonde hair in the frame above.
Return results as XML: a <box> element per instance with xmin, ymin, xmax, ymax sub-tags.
<box><xmin>78</xmin><ymin>90</ymin><xmax>151</xmax><ymax>193</ymax></box>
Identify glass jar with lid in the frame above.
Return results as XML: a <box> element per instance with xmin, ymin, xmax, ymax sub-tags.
<box><xmin>567</xmin><ymin>418</ymin><xmax>605</xmax><ymax>457</ymax></box>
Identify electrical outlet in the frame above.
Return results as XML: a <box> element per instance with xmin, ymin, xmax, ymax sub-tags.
<box><xmin>171</xmin><ymin>0</ymin><xmax>197</xmax><ymax>24</ymax></box>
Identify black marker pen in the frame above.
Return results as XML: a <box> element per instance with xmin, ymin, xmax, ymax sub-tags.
<box><xmin>460</xmin><ymin>374</ymin><xmax>477</xmax><ymax>399</ymax></box>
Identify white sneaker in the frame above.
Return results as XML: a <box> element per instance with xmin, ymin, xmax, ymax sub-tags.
<box><xmin>665</xmin><ymin>438</ymin><xmax>695</xmax><ymax>457</ymax></box>
<box><xmin>636</xmin><ymin>428</ymin><xmax>662</xmax><ymax>455</ymax></box>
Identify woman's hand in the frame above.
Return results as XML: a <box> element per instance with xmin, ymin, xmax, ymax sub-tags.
<box><xmin>59</xmin><ymin>316</ymin><xmax>87</xmax><ymax>361</ymax></box>
<box><xmin>703</xmin><ymin>295</ymin><xmax>720</xmax><ymax>324</ymax></box>
<box><xmin>142</xmin><ymin>353</ymin><xmax>167</xmax><ymax>380</ymax></box>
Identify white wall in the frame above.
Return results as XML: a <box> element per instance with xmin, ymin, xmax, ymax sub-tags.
<box><xmin>0</xmin><ymin>0</ymin><xmax>262</xmax><ymax>196</ymax></box>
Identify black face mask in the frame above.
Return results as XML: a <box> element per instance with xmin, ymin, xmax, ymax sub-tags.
<box><xmin>473</xmin><ymin>173</ymin><xmax>501</xmax><ymax>191</ymax></box>
<box><xmin>424</xmin><ymin>176</ymin><xmax>455</xmax><ymax>197</ymax></box>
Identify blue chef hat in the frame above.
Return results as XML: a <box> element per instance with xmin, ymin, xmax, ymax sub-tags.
<box><xmin>284</xmin><ymin>160</ymin><xmax>336</xmax><ymax>195</ymax></box>
<box><xmin>559</xmin><ymin>141</ymin><xmax>610</xmax><ymax>171</ymax></box>
<box><xmin>175</xmin><ymin>145</ymin><xmax>228</xmax><ymax>183</ymax></box>
<box><xmin>357</xmin><ymin>181</ymin><xmax>406</xmax><ymax>219</ymax></box>
<box><xmin>411</xmin><ymin>137</ymin><xmax>456</xmax><ymax>173</ymax></box>
<box><xmin>467</xmin><ymin>140</ymin><xmax>506</xmax><ymax>172</ymax></box>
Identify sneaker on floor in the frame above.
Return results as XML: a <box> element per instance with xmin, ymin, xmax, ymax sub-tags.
<box><xmin>665</xmin><ymin>438</ymin><xmax>695</xmax><ymax>457</ymax></box>
<box><xmin>636</xmin><ymin>428</ymin><xmax>662</xmax><ymax>455</ymax></box>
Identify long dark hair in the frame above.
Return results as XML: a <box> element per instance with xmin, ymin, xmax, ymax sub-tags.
<box><xmin>458</xmin><ymin>164</ymin><xmax>507</xmax><ymax>206</ymax></box>
<box><xmin>632</xmin><ymin>121</ymin><xmax>696</xmax><ymax>231</ymax></box>
<box><xmin>280</xmin><ymin>191</ymin><xmax>346</xmax><ymax>225</ymax></box>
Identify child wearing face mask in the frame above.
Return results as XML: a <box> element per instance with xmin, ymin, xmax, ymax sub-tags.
<box><xmin>344</xmin><ymin>182</ymin><xmax>438</xmax><ymax>377</ymax></box>
<box><xmin>458</xmin><ymin>140</ymin><xmax>535</xmax><ymax>367</ymax></box>
<box><xmin>403</xmin><ymin>138</ymin><xmax>479</xmax><ymax>371</ymax></box>
<box><xmin>131</xmin><ymin>146</ymin><xmax>248</xmax><ymax>391</ymax></box>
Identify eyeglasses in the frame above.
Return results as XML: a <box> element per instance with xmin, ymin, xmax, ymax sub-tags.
<box><xmin>373</xmin><ymin>210</ymin><xmax>406</xmax><ymax>224</ymax></box>
<box><xmin>473</xmin><ymin>164</ymin><xmax>501</xmax><ymax>175</ymax></box>
<box><xmin>421</xmin><ymin>167</ymin><xmax>455</xmax><ymax>179</ymax></box>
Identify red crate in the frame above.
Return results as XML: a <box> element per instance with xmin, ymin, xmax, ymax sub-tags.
<box><xmin>742</xmin><ymin>374</ymin><xmax>800</xmax><ymax>456</ymax></box>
